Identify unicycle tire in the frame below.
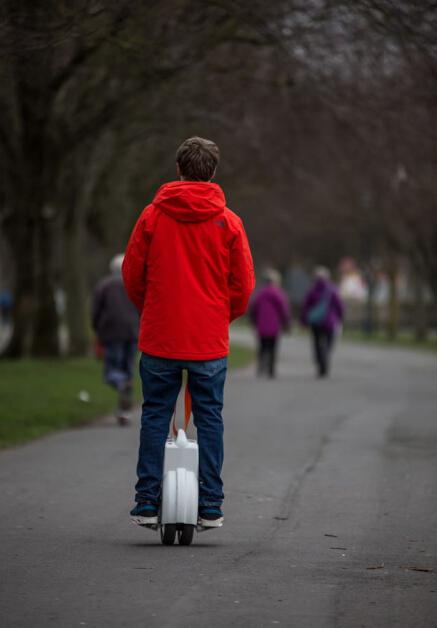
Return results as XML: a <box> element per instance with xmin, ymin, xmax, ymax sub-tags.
<box><xmin>160</xmin><ymin>524</ymin><xmax>177</xmax><ymax>545</ymax></box>
<box><xmin>178</xmin><ymin>524</ymin><xmax>195</xmax><ymax>546</ymax></box>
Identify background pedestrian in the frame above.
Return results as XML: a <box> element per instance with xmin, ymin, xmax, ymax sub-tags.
<box><xmin>250</xmin><ymin>268</ymin><xmax>291</xmax><ymax>378</ymax></box>
<box><xmin>301</xmin><ymin>266</ymin><xmax>344</xmax><ymax>377</ymax></box>
<box><xmin>92</xmin><ymin>254</ymin><xmax>139</xmax><ymax>425</ymax></box>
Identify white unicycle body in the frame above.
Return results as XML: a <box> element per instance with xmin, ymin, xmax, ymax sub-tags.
<box><xmin>160</xmin><ymin>428</ymin><xmax>199</xmax><ymax>545</ymax></box>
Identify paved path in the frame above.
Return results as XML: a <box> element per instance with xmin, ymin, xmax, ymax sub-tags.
<box><xmin>1</xmin><ymin>331</ymin><xmax>437</xmax><ymax>627</ymax></box>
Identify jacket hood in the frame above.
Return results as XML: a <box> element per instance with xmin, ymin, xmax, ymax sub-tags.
<box><xmin>153</xmin><ymin>181</ymin><xmax>226</xmax><ymax>223</ymax></box>
<box><xmin>311</xmin><ymin>278</ymin><xmax>333</xmax><ymax>297</ymax></box>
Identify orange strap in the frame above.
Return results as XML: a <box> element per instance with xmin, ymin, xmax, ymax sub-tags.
<box><xmin>172</xmin><ymin>380</ymin><xmax>192</xmax><ymax>437</ymax></box>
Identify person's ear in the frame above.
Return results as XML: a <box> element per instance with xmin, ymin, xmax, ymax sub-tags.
<box><xmin>176</xmin><ymin>162</ymin><xmax>181</xmax><ymax>178</ymax></box>
<box><xmin>210</xmin><ymin>168</ymin><xmax>217</xmax><ymax>181</ymax></box>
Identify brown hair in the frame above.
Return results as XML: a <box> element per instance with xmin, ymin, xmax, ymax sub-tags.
<box><xmin>176</xmin><ymin>136</ymin><xmax>220</xmax><ymax>181</ymax></box>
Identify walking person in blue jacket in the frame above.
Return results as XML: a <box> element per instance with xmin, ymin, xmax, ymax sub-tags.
<box><xmin>301</xmin><ymin>267</ymin><xmax>344</xmax><ymax>378</ymax></box>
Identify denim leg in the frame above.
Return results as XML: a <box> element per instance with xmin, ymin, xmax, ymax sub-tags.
<box><xmin>104</xmin><ymin>342</ymin><xmax>128</xmax><ymax>390</ymax></box>
<box><xmin>122</xmin><ymin>340</ymin><xmax>137</xmax><ymax>381</ymax></box>
<box><xmin>135</xmin><ymin>354</ymin><xmax>182</xmax><ymax>504</ymax></box>
<box><xmin>188</xmin><ymin>358</ymin><xmax>227</xmax><ymax>507</ymax></box>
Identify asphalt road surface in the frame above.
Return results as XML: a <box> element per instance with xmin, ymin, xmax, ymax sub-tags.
<box><xmin>1</xmin><ymin>330</ymin><xmax>437</xmax><ymax>628</ymax></box>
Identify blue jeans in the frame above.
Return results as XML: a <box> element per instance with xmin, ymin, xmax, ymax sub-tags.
<box><xmin>135</xmin><ymin>353</ymin><xmax>227</xmax><ymax>507</ymax></box>
<box><xmin>104</xmin><ymin>341</ymin><xmax>137</xmax><ymax>390</ymax></box>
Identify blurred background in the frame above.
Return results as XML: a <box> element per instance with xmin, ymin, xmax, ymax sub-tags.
<box><xmin>1</xmin><ymin>6</ymin><xmax>437</xmax><ymax>624</ymax></box>
<box><xmin>0</xmin><ymin>1</ymin><xmax>436</xmax><ymax>360</ymax></box>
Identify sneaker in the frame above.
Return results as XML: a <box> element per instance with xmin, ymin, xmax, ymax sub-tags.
<box><xmin>130</xmin><ymin>502</ymin><xmax>159</xmax><ymax>526</ymax></box>
<box><xmin>198</xmin><ymin>506</ymin><xmax>224</xmax><ymax>528</ymax></box>
<box><xmin>116</xmin><ymin>411</ymin><xmax>131</xmax><ymax>427</ymax></box>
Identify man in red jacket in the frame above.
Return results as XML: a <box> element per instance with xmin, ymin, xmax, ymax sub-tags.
<box><xmin>122</xmin><ymin>137</ymin><xmax>255</xmax><ymax>527</ymax></box>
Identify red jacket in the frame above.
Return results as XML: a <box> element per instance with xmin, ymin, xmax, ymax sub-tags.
<box><xmin>122</xmin><ymin>180</ymin><xmax>255</xmax><ymax>360</ymax></box>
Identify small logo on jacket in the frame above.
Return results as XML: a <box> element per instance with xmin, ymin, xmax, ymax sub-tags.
<box><xmin>215</xmin><ymin>219</ymin><xmax>225</xmax><ymax>228</ymax></box>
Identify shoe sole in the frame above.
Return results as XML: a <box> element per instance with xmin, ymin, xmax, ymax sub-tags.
<box><xmin>198</xmin><ymin>517</ymin><xmax>224</xmax><ymax>528</ymax></box>
<box><xmin>131</xmin><ymin>515</ymin><xmax>159</xmax><ymax>526</ymax></box>
<box><xmin>132</xmin><ymin>516</ymin><xmax>223</xmax><ymax>528</ymax></box>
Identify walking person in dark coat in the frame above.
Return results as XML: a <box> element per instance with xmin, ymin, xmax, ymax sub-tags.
<box><xmin>250</xmin><ymin>269</ymin><xmax>291</xmax><ymax>378</ymax></box>
<box><xmin>301</xmin><ymin>267</ymin><xmax>344</xmax><ymax>378</ymax></box>
<box><xmin>92</xmin><ymin>254</ymin><xmax>139</xmax><ymax>425</ymax></box>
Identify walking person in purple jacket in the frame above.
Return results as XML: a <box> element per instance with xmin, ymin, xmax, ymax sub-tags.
<box><xmin>301</xmin><ymin>267</ymin><xmax>344</xmax><ymax>378</ymax></box>
<box><xmin>249</xmin><ymin>269</ymin><xmax>291</xmax><ymax>378</ymax></box>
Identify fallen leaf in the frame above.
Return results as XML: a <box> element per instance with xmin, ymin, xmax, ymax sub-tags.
<box><xmin>404</xmin><ymin>566</ymin><xmax>434</xmax><ymax>573</ymax></box>
<box><xmin>366</xmin><ymin>564</ymin><xmax>385</xmax><ymax>570</ymax></box>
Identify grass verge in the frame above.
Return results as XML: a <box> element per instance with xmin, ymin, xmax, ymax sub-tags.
<box><xmin>0</xmin><ymin>343</ymin><xmax>254</xmax><ymax>449</ymax></box>
<box><xmin>342</xmin><ymin>329</ymin><xmax>437</xmax><ymax>353</ymax></box>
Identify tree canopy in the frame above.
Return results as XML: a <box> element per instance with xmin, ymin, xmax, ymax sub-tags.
<box><xmin>1</xmin><ymin>0</ymin><xmax>436</xmax><ymax>355</ymax></box>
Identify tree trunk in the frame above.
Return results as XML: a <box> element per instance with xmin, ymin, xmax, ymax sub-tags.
<box><xmin>64</xmin><ymin>216</ymin><xmax>90</xmax><ymax>356</ymax></box>
<box><xmin>31</xmin><ymin>210</ymin><xmax>60</xmax><ymax>356</ymax></box>
<box><xmin>3</xmin><ymin>216</ymin><xmax>36</xmax><ymax>357</ymax></box>
<box><xmin>386</xmin><ymin>261</ymin><xmax>399</xmax><ymax>341</ymax></box>
<box><xmin>4</xmin><ymin>194</ymin><xmax>60</xmax><ymax>358</ymax></box>
<box><xmin>62</xmin><ymin>138</ymin><xmax>115</xmax><ymax>357</ymax></box>
<box><xmin>413</xmin><ymin>274</ymin><xmax>427</xmax><ymax>342</ymax></box>
<box><xmin>427</xmin><ymin>273</ymin><xmax>437</xmax><ymax>337</ymax></box>
<box><xmin>363</xmin><ymin>268</ymin><xmax>376</xmax><ymax>336</ymax></box>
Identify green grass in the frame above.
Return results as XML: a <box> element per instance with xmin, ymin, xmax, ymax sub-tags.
<box><xmin>283</xmin><ymin>323</ymin><xmax>437</xmax><ymax>354</ymax></box>
<box><xmin>227</xmin><ymin>343</ymin><xmax>254</xmax><ymax>368</ymax></box>
<box><xmin>342</xmin><ymin>329</ymin><xmax>437</xmax><ymax>353</ymax></box>
<box><xmin>0</xmin><ymin>343</ymin><xmax>253</xmax><ymax>449</ymax></box>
